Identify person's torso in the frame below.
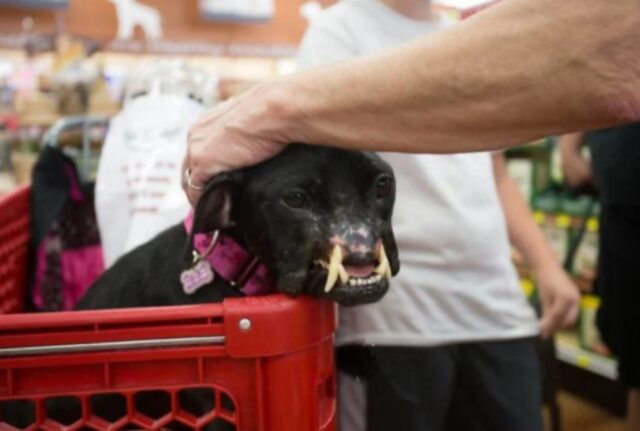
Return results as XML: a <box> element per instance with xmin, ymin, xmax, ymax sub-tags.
<box><xmin>298</xmin><ymin>0</ymin><xmax>538</xmax><ymax>346</ymax></box>
<box><xmin>588</xmin><ymin>122</ymin><xmax>640</xmax><ymax>206</ymax></box>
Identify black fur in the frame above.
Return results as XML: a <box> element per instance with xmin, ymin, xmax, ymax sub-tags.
<box><xmin>75</xmin><ymin>225</ymin><xmax>243</xmax><ymax>309</ymax></box>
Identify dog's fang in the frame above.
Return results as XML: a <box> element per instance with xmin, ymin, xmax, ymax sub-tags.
<box><xmin>374</xmin><ymin>247</ymin><xmax>387</xmax><ymax>275</ymax></box>
<box><xmin>374</xmin><ymin>246</ymin><xmax>392</xmax><ymax>280</ymax></box>
<box><xmin>324</xmin><ymin>245</ymin><xmax>342</xmax><ymax>293</ymax></box>
<box><xmin>338</xmin><ymin>264</ymin><xmax>350</xmax><ymax>284</ymax></box>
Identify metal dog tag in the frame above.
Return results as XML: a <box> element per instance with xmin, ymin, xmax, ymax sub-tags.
<box><xmin>181</xmin><ymin>260</ymin><xmax>215</xmax><ymax>295</ymax></box>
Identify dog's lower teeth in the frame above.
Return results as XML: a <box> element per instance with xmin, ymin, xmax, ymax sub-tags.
<box><xmin>344</xmin><ymin>274</ymin><xmax>386</xmax><ymax>287</ymax></box>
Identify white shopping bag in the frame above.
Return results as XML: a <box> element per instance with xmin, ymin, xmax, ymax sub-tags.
<box><xmin>96</xmin><ymin>93</ymin><xmax>204</xmax><ymax>268</ymax></box>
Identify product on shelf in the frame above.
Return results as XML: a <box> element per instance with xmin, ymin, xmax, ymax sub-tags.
<box><xmin>534</xmin><ymin>212</ymin><xmax>570</xmax><ymax>263</ymax></box>
<box><xmin>506</xmin><ymin>158</ymin><xmax>533</xmax><ymax>202</ymax></box>
<box><xmin>519</xmin><ymin>277</ymin><xmax>537</xmax><ymax>302</ymax></box>
<box><xmin>14</xmin><ymin>92</ymin><xmax>59</xmax><ymax>127</ymax></box>
<box><xmin>572</xmin><ymin>218</ymin><xmax>599</xmax><ymax>282</ymax></box>
<box><xmin>0</xmin><ymin>125</ymin><xmax>17</xmax><ymax>194</ymax></box>
<box><xmin>579</xmin><ymin>294</ymin><xmax>612</xmax><ymax>357</ymax></box>
<box><xmin>532</xmin><ymin>189</ymin><xmax>563</xmax><ymax>213</ymax></box>
<box><xmin>505</xmin><ymin>138</ymin><xmax>553</xmax><ymax>207</ymax></box>
<box><xmin>561</xmin><ymin>193</ymin><xmax>598</xmax><ymax>216</ymax></box>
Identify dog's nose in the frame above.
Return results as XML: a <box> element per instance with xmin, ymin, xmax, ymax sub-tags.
<box><xmin>329</xmin><ymin>226</ymin><xmax>380</xmax><ymax>261</ymax></box>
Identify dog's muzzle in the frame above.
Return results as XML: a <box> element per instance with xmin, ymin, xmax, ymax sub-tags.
<box><xmin>316</xmin><ymin>243</ymin><xmax>392</xmax><ymax>294</ymax></box>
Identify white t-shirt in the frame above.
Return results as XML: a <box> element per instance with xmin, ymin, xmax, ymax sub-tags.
<box><xmin>297</xmin><ymin>0</ymin><xmax>538</xmax><ymax>346</ymax></box>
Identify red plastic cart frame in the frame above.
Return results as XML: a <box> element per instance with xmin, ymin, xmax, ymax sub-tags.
<box><xmin>0</xmin><ymin>187</ymin><xmax>337</xmax><ymax>431</ymax></box>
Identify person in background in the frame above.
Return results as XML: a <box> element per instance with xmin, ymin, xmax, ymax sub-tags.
<box><xmin>295</xmin><ymin>1</ymin><xmax>579</xmax><ymax>430</ymax></box>
<box><xmin>183</xmin><ymin>0</ymin><xmax>640</xmax><ymax>196</ymax></box>
<box><xmin>560</xmin><ymin>124</ymin><xmax>640</xmax><ymax>431</ymax></box>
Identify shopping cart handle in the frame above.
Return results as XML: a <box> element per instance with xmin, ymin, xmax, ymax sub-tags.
<box><xmin>41</xmin><ymin>115</ymin><xmax>109</xmax><ymax>148</ymax></box>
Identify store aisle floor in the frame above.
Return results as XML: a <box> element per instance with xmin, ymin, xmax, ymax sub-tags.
<box><xmin>550</xmin><ymin>391</ymin><xmax>626</xmax><ymax>431</ymax></box>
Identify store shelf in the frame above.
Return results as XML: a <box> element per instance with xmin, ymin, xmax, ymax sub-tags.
<box><xmin>555</xmin><ymin>332</ymin><xmax>617</xmax><ymax>380</ymax></box>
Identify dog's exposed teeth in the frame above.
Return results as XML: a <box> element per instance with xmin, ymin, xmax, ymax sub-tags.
<box><xmin>324</xmin><ymin>244</ymin><xmax>343</xmax><ymax>293</ymax></box>
<box><xmin>338</xmin><ymin>261</ymin><xmax>349</xmax><ymax>284</ymax></box>
<box><xmin>320</xmin><ymin>244</ymin><xmax>392</xmax><ymax>293</ymax></box>
<box><xmin>374</xmin><ymin>245</ymin><xmax>392</xmax><ymax>280</ymax></box>
<box><xmin>347</xmin><ymin>274</ymin><xmax>383</xmax><ymax>286</ymax></box>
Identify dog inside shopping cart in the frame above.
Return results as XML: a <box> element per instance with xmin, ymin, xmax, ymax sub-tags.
<box><xmin>7</xmin><ymin>143</ymin><xmax>399</xmax><ymax>430</ymax></box>
<box><xmin>77</xmin><ymin>143</ymin><xmax>399</xmax><ymax>310</ymax></box>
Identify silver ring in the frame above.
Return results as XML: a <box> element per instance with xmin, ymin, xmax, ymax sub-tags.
<box><xmin>184</xmin><ymin>168</ymin><xmax>205</xmax><ymax>191</ymax></box>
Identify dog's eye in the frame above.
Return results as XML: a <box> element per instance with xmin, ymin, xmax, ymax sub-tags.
<box><xmin>283</xmin><ymin>191</ymin><xmax>308</xmax><ymax>209</ymax></box>
<box><xmin>375</xmin><ymin>176</ymin><xmax>393</xmax><ymax>198</ymax></box>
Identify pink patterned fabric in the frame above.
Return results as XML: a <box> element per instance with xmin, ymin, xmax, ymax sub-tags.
<box><xmin>65</xmin><ymin>164</ymin><xmax>85</xmax><ymax>203</ymax></box>
<box><xmin>32</xmin><ymin>161</ymin><xmax>104</xmax><ymax>311</ymax></box>
<box><xmin>33</xmin><ymin>239</ymin><xmax>104</xmax><ymax>311</ymax></box>
<box><xmin>184</xmin><ymin>212</ymin><xmax>274</xmax><ymax>296</ymax></box>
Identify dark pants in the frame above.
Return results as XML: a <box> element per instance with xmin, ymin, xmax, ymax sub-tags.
<box><xmin>596</xmin><ymin>204</ymin><xmax>640</xmax><ymax>388</ymax></box>
<box><xmin>338</xmin><ymin>338</ymin><xmax>543</xmax><ymax>431</ymax></box>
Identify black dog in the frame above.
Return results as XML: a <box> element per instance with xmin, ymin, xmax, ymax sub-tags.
<box><xmin>11</xmin><ymin>144</ymin><xmax>399</xmax><ymax>431</ymax></box>
<box><xmin>77</xmin><ymin>143</ymin><xmax>399</xmax><ymax>310</ymax></box>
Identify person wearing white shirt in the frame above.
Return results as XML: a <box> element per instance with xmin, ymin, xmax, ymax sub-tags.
<box><xmin>296</xmin><ymin>1</ymin><xmax>579</xmax><ymax>430</ymax></box>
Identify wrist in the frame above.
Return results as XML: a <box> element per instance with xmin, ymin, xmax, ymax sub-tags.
<box><xmin>248</xmin><ymin>79</ymin><xmax>304</xmax><ymax>145</ymax></box>
<box><xmin>560</xmin><ymin>150</ymin><xmax>583</xmax><ymax>168</ymax></box>
<box><xmin>266</xmin><ymin>77</ymin><xmax>311</xmax><ymax>144</ymax></box>
<box><xmin>529</xmin><ymin>254</ymin><xmax>561</xmax><ymax>277</ymax></box>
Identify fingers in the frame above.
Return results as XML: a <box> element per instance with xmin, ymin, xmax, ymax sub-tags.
<box><xmin>539</xmin><ymin>297</ymin><xmax>566</xmax><ymax>339</ymax></box>
<box><xmin>182</xmin><ymin>106</ymin><xmax>230</xmax><ymax>207</ymax></box>
<box><xmin>181</xmin><ymin>157</ymin><xmax>203</xmax><ymax>207</ymax></box>
<box><xmin>182</xmin><ymin>83</ymin><xmax>293</xmax><ymax>207</ymax></box>
<box><xmin>563</xmin><ymin>297</ymin><xmax>580</xmax><ymax>327</ymax></box>
<box><xmin>564</xmin><ymin>157</ymin><xmax>594</xmax><ymax>188</ymax></box>
<box><xmin>539</xmin><ymin>289</ymin><xmax>580</xmax><ymax>338</ymax></box>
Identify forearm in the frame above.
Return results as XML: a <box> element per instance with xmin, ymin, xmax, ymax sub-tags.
<box><xmin>558</xmin><ymin>132</ymin><xmax>586</xmax><ymax>160</ymax></box>
<box><xmin>494</xmin><ymin>157</ymin><xmax>580</xmax><ymax>334</ymax></box>
<box><xmin>285</xmin><ymin>0</ymin><xmax>640</xmax><ymax>153</ymax></box>
<box><xmin>494</xmin><ymin>157</ymin><xmax>557</xmax><ymax>272</ymax></box>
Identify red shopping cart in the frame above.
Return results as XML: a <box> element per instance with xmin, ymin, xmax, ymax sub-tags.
<box><xmin>0</xmin><ymin>186</ymin><xmax>337</xmax><ymax>431</ymax></box>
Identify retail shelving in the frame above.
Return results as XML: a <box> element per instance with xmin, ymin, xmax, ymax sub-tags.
<box><xmin>555</xmin><ymin>331</ymin><xmax>617</xmax><ymax>380</ymax></box>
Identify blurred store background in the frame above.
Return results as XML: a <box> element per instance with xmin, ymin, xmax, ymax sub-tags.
<box><xmin>0</xmin><ymin>1</ymin><xmax>626</xmax><ymax>429</ymax></box>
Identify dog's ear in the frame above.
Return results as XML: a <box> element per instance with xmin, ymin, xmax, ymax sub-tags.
<box><xmin>184</xmin><ymin>172</ymin><xmax>242</xmax><ymax>261</ymax></box>
<box><xmin>192</xmin><ymin>172</ymin><xmax>242</xmax><ymax>233</ymax></box>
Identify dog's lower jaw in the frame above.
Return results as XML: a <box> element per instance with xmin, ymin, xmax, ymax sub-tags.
<box><xmin>328</xmin><ymin>279</ymin><xmax>390</xmax><ymax>307</ymax></box>
<box><xmin>276</xmin><ymin>269</ymin><xmax>390</xmax><ymax>306</ymax></box>
<box><xmin>301</xmin><ymin>270</ymin><xmax>390</xmax><ymax>306</ymax></box>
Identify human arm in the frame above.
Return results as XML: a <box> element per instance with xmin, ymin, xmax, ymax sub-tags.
<box><xmin>558</xmin><ymin>132</ymin><xmax>594</xmax><ymax>188</ymax></box>
<box><xmin>492</xmin><ymin>153</ymin><xmax>580</xmax><ymax>337</ymax></box>
<box><xmin>185</xmin><ymin>0</ymin><xmax>640</xmax><ymax>202</ymax></box>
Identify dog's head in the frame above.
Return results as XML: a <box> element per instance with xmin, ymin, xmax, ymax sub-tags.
<box><xmin>188</xmin><ymin>144</ymin><xmax>399</xmax><ymax>306</ymax></box>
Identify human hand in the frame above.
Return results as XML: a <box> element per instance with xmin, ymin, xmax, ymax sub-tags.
<box><xmin>536</xmin><ymin>265</ymin><xmax>580</xmax><ymax>338</ymax></box>
<box><xmin>182</xmin><ymin>82</ymin><xmax>293</xmax><ymax>205</ymax></box>
<box><xmin>561</xmin><ymin>150</ymin><xmax>594</xmax><ymax>189</ymax></box>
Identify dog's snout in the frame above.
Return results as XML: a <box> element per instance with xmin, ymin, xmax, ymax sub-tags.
<box><xmin>343</xmin><ymin>250</ymin><xmax>376</xmax><ymax>266</ymax></box>
<box><xmin>329</xmin><ymin>225</ymin><xmax>382</xmax><ymax>262</ymax></box>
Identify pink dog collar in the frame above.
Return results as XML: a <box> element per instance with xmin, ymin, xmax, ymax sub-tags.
<box><xmin>182</xmin><ymin>212</ymin><xmax>275</xmax><ymax>296</ymax></box>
